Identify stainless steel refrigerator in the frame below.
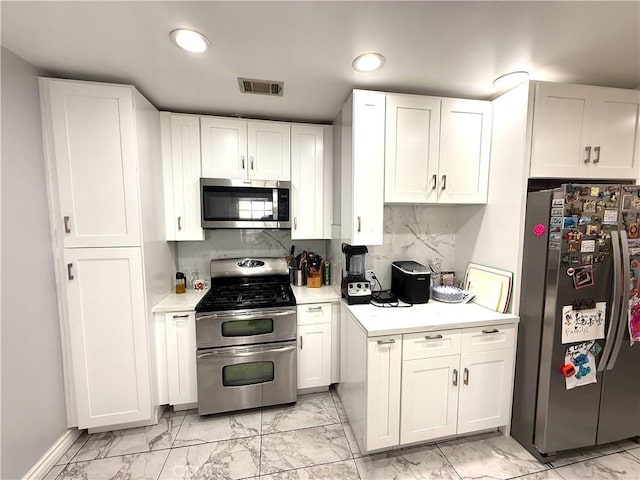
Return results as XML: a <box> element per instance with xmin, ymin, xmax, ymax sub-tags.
<box><xmin>512</xmin><ymin>183</ymin><xmax>640</xmax><ymax>462</ymax></box>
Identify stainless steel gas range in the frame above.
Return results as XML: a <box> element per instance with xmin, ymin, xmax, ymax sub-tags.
<box><xmin>195</xmin><ymin>257</ymin><xmax>297</xmax><ymax>415</ymax></box>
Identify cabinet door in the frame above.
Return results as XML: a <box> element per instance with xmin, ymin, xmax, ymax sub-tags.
<box><xmin>297</xmin><ymin>323</ymin><xmax>331</xmax><ymax>389</ymax></box>
<box><xmin>438</xmin><ymin>99</ymin><xmax>491</xmax><ymax>204</ymax></box>
<box><xmin>64</xmin><ymin>247</ymin><xmax>151</xmax><ymax>428</ymax></box>
<box><xmin>590</xmin><ymin>88</ymin><xmax>640</xmax><ymax>179</ymax></box>
<box><xmin>457</xmin><ymin>348</ymin><xmax>514</xmax><ymax>434</ymax></box>
<box><xmin>248</xmin><ymin>121</ymin><xmax>291</xmax><ymax>181</ymax></box>
<box><xmin>45</xmin><ymin>80</ymin><xmax>141</xmax><ymax>247</ymax></box>
<box><xmin>401</xmin><ymin>355</ymin><xmax>460</xmax><ymax>444</ymax></box>
<box><xmin>200</xmin><ymin>116</ymin><xmax>248</xmax><ymax>178</ymax></box>
<box><xmin>291</xmin><ymin>125</ymin><xmax>324</xmax><ymax>239</ymax></box>
<box><xmin>367</xmin><ymin>335</ymin><xmax>401</xmax><ymax>450</ymax></box>
<box><xmin>384</xmin><ymin>94</ymin><xmax>441</xmax><ymax>203</ymax></box>
<box><xmin>164</xmin><ymin>114</ymin><xmax>204</xmax><ymax>241</ymax></box>
<box><xmin>352</xmin><ymin>90</ymin><xmax>385</xmax><ymax>245</ymax></box>
<box><xmin>165</xmin><ymin>312</ymin><xmax>198</xmax><ymax>405</ymax></box>
<box><xmin>530</xmin><ymin>83</ymin><xmax>593</xmax><ymax>178</ymax></box>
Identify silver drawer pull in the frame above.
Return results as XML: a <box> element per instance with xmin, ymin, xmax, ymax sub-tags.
<box><xmin>300</xmin><ymin>335</ymin><xmax>303</xmax><ymax>349</ymax></box>
<box><xmin>425</xmin><ymin>334</ymin><xmax>443</xmax><ymax>340</ymax></box>
<box><xmin>463</xmin><ymin>367</ymin><xmax>469</xmax><ymax>385</ymax></box>
<box><xmin>593</xmin><ymin>146</ymin><xmax>601</xmax><ymax>164</ymax></box>
<box><xmin>307</xmin><ymin>306</ymin><xmax>322</xmax><ymax>312</ymax></box>
<box><xmin>241</xmin><ymin>155</ymin><xmax>245</xmax><ymax>169</ymax></box>
<box><xmin>584</xmin><ymin>146</ymin><xmax>591</xmax><ymax>164</ymax></box>
<box><xmin>453</xmin><ymin>368</ymin><xmax>458</xmax><ymax>387</ymax></box>
<box><xmin>177</xmin><ymin>216</ymin><xmax>182</xmax><ymax>231</ymax></box>
<box><xmin>431</xmin><ymin>174</ymin><xmax>437</xmax><ymax>190</ymax></box>
<box><xmin>441</xmin><ymin>174</ymin><xmax>447</xmax><ymax>191</ymax></box>
<box><xmin>173</xmin><ymin>314</ymin><xmax>189</xmax><ymax>319</ymax></box>
<box><xmin>63</xmin><ymin>216</ymin><xmax>71</xmax><ymax>234</ymax></box>
<box><xmin>482</xmin><ymin>329</ymin><xmax>499</xmax><ymax>334</ymax></box>
<box><xmin>67</xmin><ymin>263</ymin><xmax>74</xmax><ymax>280</ymax></box>
<box><xmin>377</xmin><ymin>339</ymin><xmax>396</xmax><ymax>345</ymax></box>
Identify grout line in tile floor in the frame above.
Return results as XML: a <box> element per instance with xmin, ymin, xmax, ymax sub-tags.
<box><xmin>435</xmin><ymin>443</ymin><xmax>463</xmax><ymax>480</ymax></box>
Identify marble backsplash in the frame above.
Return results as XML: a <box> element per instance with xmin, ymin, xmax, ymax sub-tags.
<box><xmin>176</xmin><ymin>229</ymin><xmax>327</xmax><ymax>281</ymax></box>
<box><xmin>328</xmin><ymin>205</ymin><xmax>456</xmax><ymax>290</ymax></box>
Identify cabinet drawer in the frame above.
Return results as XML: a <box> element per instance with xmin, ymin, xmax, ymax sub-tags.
<box><xmin>461</xmin><ymin>324</ymin><xmax>516</xmax><ymax>353</ymax></box>
<box><xmin>297</xmin><ymin>303</ymin><xmax>332</xmax><ymax>325</ymax></box>
<box><xmin>403</xmin><ymin>329</ymin><xmax>461</xmax><ymax>360</ymax></box>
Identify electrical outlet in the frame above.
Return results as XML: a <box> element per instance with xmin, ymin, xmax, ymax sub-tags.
<box><xmin>365</xmin><ymin>269</ymin><xmax>376</xmax><ymax>285</ymax></box>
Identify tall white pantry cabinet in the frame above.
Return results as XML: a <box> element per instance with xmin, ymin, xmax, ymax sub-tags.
<box><xmin>40</xmin><ymin>78</ymin><xmax>174</xmax><ymax>429</ymax></box>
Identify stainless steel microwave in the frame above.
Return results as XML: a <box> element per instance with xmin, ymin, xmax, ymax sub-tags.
<box><xmin>200</xmin><ymin>178</ymin><xmax>291</xmax><ymax>229</ymax></box>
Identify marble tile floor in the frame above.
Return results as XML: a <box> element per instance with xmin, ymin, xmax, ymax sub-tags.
<box><xmin>45</xmin><ymin>389</ymin><xmax>640</xmax><ymax>480</ymax></box>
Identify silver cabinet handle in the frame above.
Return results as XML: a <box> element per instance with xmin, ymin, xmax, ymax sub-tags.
<box><xmin>67</xmin><ymin>263</ymin><xmax>74</xmax><ymax>280</ymax></box>
<box><xmin>482</xmin><ymin>329</ymin><xmax>499</xmax><ymax>334</ymax></box>
<box><xmin>425</xmin><ymin>334</ymin><xmax>443</xmax><ymax>340</ymax></box>
<box><xmin>453</xmin><ymin>368</ymin><xmax>458</xmax><ymax>387</ymax></box>
<box><xmin>241</xmin><ymin>155</ymin><xmax>245</xmax><ymax>169</ymax></box>
<box><xmin>63</xmin><ymin>216</ymin><xmax>71</xmax><ymax>234</ymax></box>
<box><xmin>173</xmin><ymin>314</ymin><xmax>189</xmax><ymax>318</ymax></box>
<box><xmin>593</xmin><ymin>146</ymin><xmax>601</xmax><ymax>164</ymax></box>
<box><xmin>177</xmin><ymin>216</ymin><xmax>182</xmax><ymax>231</ymax></box>
<box><xmin>357</xmin><ymin>216</ymin><xmax>361</xmax><ymax>233</ymax></box>
<box><xmin>294</xmin><ymin>217</ymin><xmax>297</xmax><ymax>230</ymax></box>
<box><xmin>463</xmin><ymin>367</ymin><xmax>469</xmax><ymax>385</ymax></box>
<box><xmin>431</xmin><ymin>174</ymin><xmax>437</xmax><ymax>191</ymax></box>
<box><xmin>300</xmin><ymin>335</ymin><xmax>303</xmax><ymax>349</ymax></box>
<box><xmin>250</xmin><ymin>156</ymin><xmax>254</xmax><ymax>170</ymax></box>
<box><xmin>441</xmin><ymin>175</ymin><xmax>447</xmax><ymax>190</ymax></box>
<box><xmin>377</xmin><ymin>339</ymin><xmax>396</xmax><ymax>345</ymax></box>
<box><xmin>584</xmin><ymin>146</ymin><xmax>591</xmax><ymax>164</ymax></box>
<box><xmin>307</xmin><ymin>306</ymin><xmax>322</xmax><ymax>312</ymax></box>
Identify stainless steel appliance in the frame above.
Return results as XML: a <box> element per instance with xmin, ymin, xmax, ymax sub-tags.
<box><xmin>341</xmin><ymin>243</ymin><xmax>371</xmax><ymax>304</ymax></box>
<box><xmin>195</xmin><ymin>257</ymin><xmax>297</xmax><ymax>415</ymax></box>
<box><xmin>512</xmin><ymin>183</ymin><xmax>640</xmax><ymax>462</ymax></box>
<box><xmin>391</xmin><ymin>261</ymin><xmax>431</xmax><ymax>304</ymax></box>
<box><xmin>200</xmin><ymin>178</ymin><xmax>291</xmax><ymax>229</ymax></box>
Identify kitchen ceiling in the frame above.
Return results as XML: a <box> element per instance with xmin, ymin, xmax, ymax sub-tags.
<box><xmin>2</xmin><ymin>1</ymin><xmax>639</xmax><ymax>123</ymax></box>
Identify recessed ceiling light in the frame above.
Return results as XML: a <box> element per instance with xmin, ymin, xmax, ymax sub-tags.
<box><xmin>170</xmin><ymin>29</ymin><xmax>210</xmax><ymax>53</ymax></box>
<box><xmin>492</xmin><ymin>71</ymin><xmax>530</xmax><ymax>90</ymax></box>
<box><xmin>352</xmin><ymin>52</ymin><xmax>385</xmax><ymax>73</ymax></box>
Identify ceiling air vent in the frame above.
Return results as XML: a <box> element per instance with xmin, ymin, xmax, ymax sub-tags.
<box><xmin>238</xmin><ymin>78</ymin><xmax>283</xmax><ymax>96</ymax></box>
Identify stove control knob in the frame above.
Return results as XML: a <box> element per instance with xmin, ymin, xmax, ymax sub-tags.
<box><xmin>357</xmin><ymin>283</ymin><xmax>361</xmax><ymax>289</ymax></box>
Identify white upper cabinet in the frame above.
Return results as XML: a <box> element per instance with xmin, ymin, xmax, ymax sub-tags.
<box><xmin>384</xmin><ymin>94</ymin><xmax>491</xmax><ymax>204</ymax></box>
<box><xmin>42</xmin><ymin>80</ymin><xmax>141</xmax><ymax>247</ymax></box>
<box><xmin>438</xmin><ymin>99</ymin><xmax>491</xmax><ymax>204</ymax></box>
<box><xmin>290</xmin><ymin>124</ymin><xmax>332</xmax><ymax>239</ymax></box>
<box><xmin>248</xmin><ymin>120</ymin><xmax>291</xmax><ymax>180</ymax></box>
<box><xmin>531</xmin><ymin>82</ymin><xmax>640</xmax><ymax>179</ymax></box>
<box><xmin>201</xmin><ymin>117</ymin><xmax>290</xmax><ymax>181</ymax></box>
<box><xmin>385</xmin><ymin>94</ymin><xmax>441</xmax><ymax>203</ymax></box>
<box><xmin>161</xmin><ymin>113</ymin><xmax>204</xmax><ymax>241</ymax></box>
<box><xmin>340</xmin><ymin>90</ymin><xmax>386</xmax><ymax>245</ymax></box>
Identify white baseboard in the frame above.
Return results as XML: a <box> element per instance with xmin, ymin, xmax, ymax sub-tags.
<box><xmin>22</xmin><ymin>428</ymin><xmax>82</xmax><ymax>480</ymax></box>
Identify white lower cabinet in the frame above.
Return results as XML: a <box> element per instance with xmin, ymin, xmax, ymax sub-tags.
<box><xmin>165</xmin><ymin>312</ymin><xmax>198</xmax><ymax>405</ymax></box>
<box><xmin>297</xmin><ymin>303</ymin><xmax>333</xmax><ymax>389</ymax></box>
<box><xmin>367</xmin><ymin>336</ymin><xmax>402</xmax><ymax>450</ymax></box>
<box><xmin>340</xmin><ymin>305</ymin><xmax>517</xmax><ymax>454</ymax></box>
<box><xmin>64</xmin><ymin>247</ymin><xmax>152</xmax><ymax>428</ymax></box>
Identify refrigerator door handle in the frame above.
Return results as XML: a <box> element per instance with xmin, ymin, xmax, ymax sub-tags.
<box><xmin>607</xmin><ymin>229</ymin><xmax>630</xmax><ymax>370</ymax></box>
<box><xmin>598</xmin><ymin>230</ymin><xmax>622</xmax><ymax>372</ymax></box>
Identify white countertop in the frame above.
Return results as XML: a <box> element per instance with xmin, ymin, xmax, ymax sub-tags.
<box><xmin>151</xmin><ymin>290</ymin><xmax>208</xmax><ymax>313</ymax></box>
<box><xmin>291</xmin><ymin>285</ymin><xmax>341</xmax><ymax>304</ymax></box>
<box><xmin>346</xmin><ymin>300</ymin><xmax>519</xmax><ymax>337</ymax></box>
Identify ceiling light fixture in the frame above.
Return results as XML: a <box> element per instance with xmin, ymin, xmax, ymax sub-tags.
<box><xmin>492</xmin><ymin>71</ymin><xmax>530</xmax><ymax>90</ymax></box>
<box><xmin>170</xmin><ymin>29</ymin><xmax>210</xmax><ymax>53</ymax></box>
<box><xmin>352</xmin><ymin>52</ymin><xmax>385</xmax><ymax>73</ymax></box>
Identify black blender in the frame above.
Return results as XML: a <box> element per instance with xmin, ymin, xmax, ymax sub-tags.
<box><xmin>341</xmin><ymin>243</ymin><xmax>372</xmax><ymax>304</ymax></box>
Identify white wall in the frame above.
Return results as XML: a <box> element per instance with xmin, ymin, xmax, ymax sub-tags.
<box><xmin>1</xmin><ymin>47</ymin><xmax>68</xmax><ymax>479</ymax></box>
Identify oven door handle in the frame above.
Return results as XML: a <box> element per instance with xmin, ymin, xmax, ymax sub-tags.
<box><xmin>197</xmin><ymin>343</ymin><xmax>296</xmax><ymax>358</ymax></box>
<box><xmin>197</xmin><ymin>309</ymin><xmax>296</xmax><ymax>321</ymax></box>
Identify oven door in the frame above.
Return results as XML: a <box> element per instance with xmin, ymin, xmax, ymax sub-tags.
<box><xmin>196</xmin><ymin>341</ymin><xmax>297</xmax><ymax>415</ymax></box>
<box><xmin>196</xmin><ymin>308</ymin><xmax>296</xmax><ymax>348</ymax></box>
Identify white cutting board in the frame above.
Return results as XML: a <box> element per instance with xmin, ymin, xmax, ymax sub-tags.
<box><xmin>464</xmin><ymin>263</ymin><xmax>512</xmax><ymax>313</ymax></box>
